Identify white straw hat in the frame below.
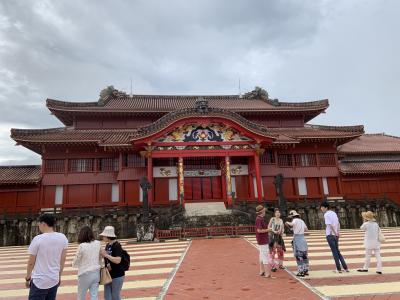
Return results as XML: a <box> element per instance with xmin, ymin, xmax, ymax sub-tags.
<box><xmin>100</xmin><ymin>226</ymin><xmax>117</xmax><ymax>238</ymax></box>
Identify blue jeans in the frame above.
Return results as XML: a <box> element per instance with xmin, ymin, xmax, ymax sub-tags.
<box><xmin>78</xmin><ymin>270</ymin><xmax>100</xmax><ymax>300</ymax></box>
<box><xmin>104</xmin><ymin>276</ymin><xmax>124</xmax><ymax>300</ymax></box>
<box><xmin>326</xmin><ymin>235</ymin><xmax>348</xmax><ymax>271</ymax></box>
<box><xmin>29</xmin><ymin>281</ymin><xmax>59</xmax><ymax>300</ymax></box>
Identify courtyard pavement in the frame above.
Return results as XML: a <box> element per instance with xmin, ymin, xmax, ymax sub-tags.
<box><xmin>0</xmin><ymin>228</ymin><xmax>400</xmax><ymax>299</ymax></box>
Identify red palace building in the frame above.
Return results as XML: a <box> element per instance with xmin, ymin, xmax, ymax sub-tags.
<box><xmin>1</xmin><ymin>87</ymin><xmax>400</xmax><ymax>215</ymax></box>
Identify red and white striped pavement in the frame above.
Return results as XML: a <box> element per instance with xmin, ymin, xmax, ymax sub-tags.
<box><xmin>245</xmin><ymin>227</ymin><xmax>400</xmax><ymax>299</ymax></box>
<box><xmin>0</xmin><ymin>239</ymin><xmax>191</xmax><ymax>300</ymax></box>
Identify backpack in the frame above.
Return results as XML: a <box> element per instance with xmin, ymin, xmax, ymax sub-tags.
<box><xmin>118</xmin><ymin>243</ymin><xmax>130</xmax><ymax>271</ymax></box>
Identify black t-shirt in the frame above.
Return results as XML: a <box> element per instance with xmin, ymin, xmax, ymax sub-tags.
<box><xmin>105</xmin><ymin>242</ymin><xmax>125</xmax><ymax>279</ymax></box>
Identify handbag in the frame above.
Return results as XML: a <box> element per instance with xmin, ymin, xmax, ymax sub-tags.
<box><xmin>378</xmin><ymin>229</ymin><xmax>386</xmax><ymax>243</ymax></box>
<box><xmin>100</xmin><ymin>267</ymin><xmax>112</xmax><ymax>285</ymax></box>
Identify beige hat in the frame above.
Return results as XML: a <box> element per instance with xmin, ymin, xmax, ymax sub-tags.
<box><xmin>100</xmin><ymin>226</ymin><xmax>117</xmax><ymax>238</ymax></box>
<box><xmin>288</xmin><ymin>210</ymin><xmax>300</xmax><ymax>217</ymax></box>
<box><xmin>362</xmin><ymin>211</ymin><xmax>375</xmax><ymax>221</ymax></box>
<box><xmin>256</xmin><ymin>205</ymin><xmax>266</xmax><ymax>215</ymax></box>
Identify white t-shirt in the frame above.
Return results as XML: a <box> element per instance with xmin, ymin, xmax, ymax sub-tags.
<box><xmin>72</xmin><ymin>240</ymin><xmax>102</xmax><ymax>276</ymax></box>
<box><xmin>28</xmin><ymin>232</ymin><xmax>68</xmax><ymax>289</ymax></box>
<box><xmin>292</xmin><ymin>218</ymin><xmax>306</xmax><ymax>234</ymax></box>
<box><xmin>324</xmin><ymin>210</ymin><xmax>340</xmax><ymax>236</ymax></box>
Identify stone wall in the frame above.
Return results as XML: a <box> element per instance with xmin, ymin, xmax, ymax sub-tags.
<box><xmin>231</xmin><ymin>199</ymin><xmax>400</xmax><ymax>230</ymax></box>
<box><xmin>0</xmin><ymin>212</ymin><xmax>138</xmax><ymax>247</ymax></box>
<box><xmin>1</xmin><ymin>199</ymin><xmax>399</xmax><ymax>246</ymax></box>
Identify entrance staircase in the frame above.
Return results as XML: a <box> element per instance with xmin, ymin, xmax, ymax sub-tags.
<box><xmin>184</xmin><ymin>202</ymin><xmax>231</xmax><ymax>217</ymax></box>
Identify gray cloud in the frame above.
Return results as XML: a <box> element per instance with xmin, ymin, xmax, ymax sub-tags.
<box><xmin>0</xmin><ymin>0</ymin><xmax>399</xmax><ymax>165</ymax></box>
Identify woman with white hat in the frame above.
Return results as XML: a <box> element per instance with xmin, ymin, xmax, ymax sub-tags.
<box><xmin>357</xmin><ymin>211</ymin><xmax>383</xmax><ymax>274</ymax></box>
<box><xmin>285</xmin><ymin>210</ymin><xmax>309</xmax><ymax>277</ymax></box>
<box><xmin>100</xmin><ymin>226</ymin><xmax>125</xmax><ymax>300</ymax></box>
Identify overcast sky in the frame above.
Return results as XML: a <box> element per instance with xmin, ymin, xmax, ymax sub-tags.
<box><xmin>0</xmin><ymin>0</ymin><xmax>399</xmax><ymax>165</ymax></box>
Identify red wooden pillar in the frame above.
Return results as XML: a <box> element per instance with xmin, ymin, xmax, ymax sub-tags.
<box><xmin>248</xmin><ymin>174</ymin><xmax>255</xmax><ymax>200</ymax></box>
<box><xmin>225</xmin><ymin>156</ymin><xmax>233</xmax><ymax>206</ymax></box>
<box><xmin>147</xmin><ymin>155</ymin><xmax>153</xmax><ymax>206</ymax></box>
<box><xmin>178</xmin><ymin>157</ymin><xmax>184</xmax><ymax>206</ymax></box>
<box><xmin>118</xmin><ymin>153</ymin><xmax>124</xmax><ymax>204</ymax></box>
<box><xmin>254</xmin><ymin>153</ymin><xmax>263</xmax><ymax>202</ymax></box>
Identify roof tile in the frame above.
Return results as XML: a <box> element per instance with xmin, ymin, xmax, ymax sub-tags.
<box><xmin>338</xmin><ymin>134</ymin><xmax>400</xmax><ymax>154</ymax></box>
<box><xmin>0</xmin><ymin>165</ymin><xmax>41</xmax><ymax>185</ymax></box>
<box><xmin>339</xmin><ymin>161</ymin><xmax>400</xmax><ymax>175</ymax></box>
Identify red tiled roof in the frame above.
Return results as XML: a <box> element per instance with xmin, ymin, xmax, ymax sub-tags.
<box><xmin>0</xmin><ymin>165</ymin><xmax>41</xmax><ymax>185</ymax></box>
<box><xmin>339</xmin><ymin>161</ymin><xmax>400</xmax><ymax>175</ymax></box>
<box><xmin>11</xmin><ymin>124</ymin><xmax>363</xmax><ymax>154</ymax></box>
<box><xmin>47</xmin><ymin>95</ymin><xmax>329</xmax><ymax>111</ymax></box>
<box><xmin>269</xmin><ymin>124</ymin><xmax>364</xmax><ymax>140</ymax></box>
<box><xmin>46</xmin><ymin>95</ymin><xmax>329</xmax><ymax>125</ymax></box>
<box><xmin>338</xmin><ymin>134</ymin><xmax>400</xmax><ymax>154</ymax></box>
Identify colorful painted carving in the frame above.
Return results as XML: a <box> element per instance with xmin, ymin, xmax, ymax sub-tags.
<box><xmin>157</xmin><ymin>123</ymin><xmax>252</xmax><ymax>143</ymax></box>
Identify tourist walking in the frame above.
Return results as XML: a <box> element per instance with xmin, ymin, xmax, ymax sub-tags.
<box><xmin>72</xmin><ymin>226</ymin><xmax>102</xmax><ymax>300</ymax></box>
<box><xmin>255</xmin><ymin>205</ymin><xmax>275</xmax><ymax>278</ymax></box>
<box><xmin>25</xmin><ymin>214</ymin><xmax>68</xmax><ymax>300</ymax></box>
<box><xmin>285</xmin><ymin>210</ymin><xmax>309</xmax><ymax>277</ymax></box>
<box><xmin>320</xmin><ymin>201</ymin><xmax>349</xmax><ymax>273</ymax></box>
<box><xmin>100</xmin><ymin>226</ymin><xmax>126</xmax><ymax>300</ymax></box>
<box><xmin>357</xmin><ymin>211</ymin><xmax>383</xmax><ymax>274</ymax></box>
<box><xmin>268</xmin><ymin>208</ymin><xmax>286</xmax><ymax>271</ymax></box>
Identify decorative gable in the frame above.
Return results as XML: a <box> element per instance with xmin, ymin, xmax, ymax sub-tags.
<box><xmin>157</xmin><ymin>123</ymin><xmax>253</xmax><ymax>143</ymax></box>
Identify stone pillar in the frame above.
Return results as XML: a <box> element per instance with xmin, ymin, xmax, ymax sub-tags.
<box><xmin>178</xmin><ymin>157</ymin><xmax>184</xmax><ymax>205</ymax></box>
<box><xmin>379</xmin><ymin>206</ymin><xmax>389</xmax><ymax>227</ymax></box>
<box><xmin>254</xmin><ymin>153</ymin><xmax>263</xmax><ymax>202</ymax></box>
<box><xmin>225</xmin><ymin>156</ymin><xmax>233</xmax><ymax>206</ymax></box>
<box><xmin>337</xmin><ymin>206</ymin><xmax>348</xmax><ymax>229</ymax></box>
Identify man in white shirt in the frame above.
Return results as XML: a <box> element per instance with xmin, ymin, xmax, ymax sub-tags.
<box><xmin>25</xmin><ymin>214</ymin><xmax>68</xmax><ymax>300</ymax></box>
<box><xmin>320</xmin><ymin>201</ymin><xmax>349</xmax><ymax>273</ymax></box>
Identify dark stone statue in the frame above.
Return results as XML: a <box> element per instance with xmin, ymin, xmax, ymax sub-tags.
<box><xmin>140</xmin><ymin>176</ymin><xmax>152</xmax><ymax>219</ymax></box>
<box><xmin>137</xmin><ymin>177</ymin><xmax>155</xmax><ymax>242</ymax></box>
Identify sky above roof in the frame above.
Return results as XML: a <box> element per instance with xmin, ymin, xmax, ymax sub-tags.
<box><xmin>0</xmin><ymin>0</ymin><xmax>399</xmax><ymax>165</ymax></box>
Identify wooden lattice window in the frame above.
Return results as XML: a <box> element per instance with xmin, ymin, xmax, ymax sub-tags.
<box><xmin>184</xmin><ymin>157</ymin><xmax>221</xmax><ymax>170</ymax></box>
<box><xmin>68</xmin><ymin>159</ymin><xmax>94</xmax><ymax>172</ymax></box>
<box><xmin>319</xmin><ymin>153</ymin><xmax>336</xmax><ymax>166</ymax></box>
<box><xmin>45</xmin><ymin>159</ymin><xmax>65</xmax><ymax>173</ymax></box>
<box><xmin>260</xmin><ymin>150</ymin><xmax>275</xmax><ymax>164</ymax></box>
<box><xmin>277</xmin><ymin>154</ymin><xmax>293</xmax><ymax>167</ymax></box>
<box><xmin>98</xmin><ymin>158</ymin><xmax>119</xmax><ymax>172</ymax></box>
<box><xmin>124</xmin><ymin>154</ymin><xmax>146</xmax><ymax>167</ymax></box>
<box><xmin>294</xmin><ymin>154</ymin><xmax>317</xmax><ymax>167</ymax></box>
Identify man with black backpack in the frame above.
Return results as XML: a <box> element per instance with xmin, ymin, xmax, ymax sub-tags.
<box><xmin>100</xmin><ymin>226</ymin><xmax>130</xmax><ymax>300</ymax></box>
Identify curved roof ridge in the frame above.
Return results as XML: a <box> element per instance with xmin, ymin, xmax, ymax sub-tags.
<box><xmin>47</xmin><ymin>95</ymin><xmax>329</xmax><ymax>108</ymax></box>
<box><xmin>306</xmin><ymin>124</ymin><xmax>364</xmax><ymax>132</ymax></box>
<box><xmin>11</xmin><ymin>127</ymin><xmax>70</xmax><ymax>136</ymax></box>
<box><xmin>130</xmin><ymin>106</ymin><xmax>276</xmax><ymax>140</ymax></box>
<box><xmin>363</xmin><ymin>132</ymin><xmax>400</xmax><ymax>139</ymax></box>
<box><xmin>47</xmin><ymin>98</ymin><xmax>97</xmax><ymax>108</ymax></box>
<box><xmin>0</xmin><ymin>164</ymin><xmax>41</xmax><ymax>168</ymax></box>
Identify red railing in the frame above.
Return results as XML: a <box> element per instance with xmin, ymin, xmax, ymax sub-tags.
<box><xmin>155</xmin><ymin>225</ymin><xmax>256</xmax><ymax>240</ymax></box>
